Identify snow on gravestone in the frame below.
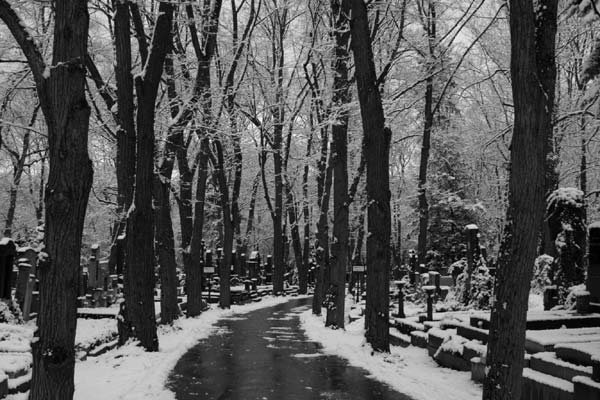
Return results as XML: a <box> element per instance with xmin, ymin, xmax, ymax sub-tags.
<box><xmin>588</xmin><ymin>222</ymin><xmax>600</xmax><ymax>303</ymax></box>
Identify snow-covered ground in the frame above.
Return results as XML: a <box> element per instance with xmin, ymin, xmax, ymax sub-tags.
<box><xmin>7</xmin><ymin>295</ymin><xmax>309</xmax><ymax>400</ymax></box>
<box><xmin>300</xmin><ymin>305</ymin><xmax>482</xmax><ymax>400</ymax></box>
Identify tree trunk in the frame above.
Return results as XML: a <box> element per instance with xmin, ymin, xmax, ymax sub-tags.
<box><xmin>0</xmin><ymin>0</ymin><xmax>95</xmax><ymax>396</ymax></box>
<box><xmin>123</xmin><ymin>1</ymin><xmax>174</xmax><ymax>351</ymax></box>
<box><xmin>108</xmin><ymin>0</ymin><xmax>136</xmax><ymax>275</ymax></box>
<box><xmin>313</xmin><ymin>157</ymin><xmax>333</xmax><ymax>315</ymax></box>
<box><xmin>285</xmin><ymin>182</ymin><xmax>304</xmax><ymax>289</ymax></box>
<box><xmin>244</xmin><ymin>171</ymin><xmax>261</xmax><ymax>253</ymax></box>
<box><xmin>348</xmin><ymin>0</ymin><xmax>391</xmax><ymax>352</ymax></box>
<box><xmin>212</xmin><ymin>139</ymin><xmax>233</xmax><ymax>308</ymax></box>
<box><xmin>187</xmin><ymin>137</ymin><xmax>210</xmax><ymax>316</ymax></box>
<box><xmin>153</xmin><ymin>47</ymin><xmax>184</xmax><ymax>326</ymax></box>
<box><xmin>417</xmin><ymin>1</ymin><xmax>436</xmax><ymax>266</ymax></box>
<box><xmin>326</xmin><ymin>0</ymin><xmax>351</xmax><ymax>329</ymax></box>
<box><xmin>272</xmin><ymin>122</ymin><xmax>285</xmax><ymax>295</ymax></box>
<box><xmin>483</xmin><ymin>1</ymin><xmax>558</xmax><ymax>398</ymax></box>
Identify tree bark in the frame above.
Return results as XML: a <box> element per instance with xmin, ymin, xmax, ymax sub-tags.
<box><xmin>483</xmin><ymin>1</ymin><xmax>558</xmax><ymax>398</ymax></box>
<box><xmin>326</xmin><ymin>0</ymin><xmax>351</xmax><ymax>329</ymax></box>
<box><xmin>348</xmin><ymin>0</ymin><xmax>391</xmax><ymax>352</ymax></box>
<box><xmin>0</xmin><ymin>0</ymin><xmax>94</xmax><ymax>397</ymax></box>
<box><xmin>417</xmin><ymin>1</ymin><xmax>436</xmax><ymax>266</ymax></box>
<box><xmin>124</xmin><ymin>1</ymin><xmax>174</xmax><ymax>351</ymax></box>
<box><xmin>108</xmin><ymin>0</ymin><xmax>136</xmax><ymax>276</ymax></box>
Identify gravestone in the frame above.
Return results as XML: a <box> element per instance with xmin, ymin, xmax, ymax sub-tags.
<box><xmin>240</xmin><ymin>253</ymin><xmax>247</xmax><ymax>277</ymax></box>
<box><xmin>22</xmin><ymin>273</ymin><xmax>36</xmax><ymax>320</ymax></box>
<box><xmin>248</xmin><ymin>251</ymin><xmax>260</xmax><ymax>279</ymax></box>
<box><xmin>0</xmin><ymin>238</ymin><xmax>16</xmax><ymax>300</ymax></box>
<box><xmin>17</xmin><ymin>247</ymin><xmax>38</xmax><ymax>275</ymax></box>
<box><xmin>15</xmin><ymin>259</ymin><xmax>31</xmax><ymax>308</ymax></box>
<box><xmin>88</xmin><ymin>244</ymin><xmax>100</xmax><ymax>288</ymax></box>
<box><xmin>587</xmin><ymin>222</ymin><xmax>600</xmax><ymax>302</ymax></box>
<box><xmin>463</xmin><ymin>224</ymin><xmax>480</xmax><ymax>304</ymax></box>
<box><xmin>231</xmin><ymin>250</ymin><xmax>237</xmax><ymax>274</ymax></box>
<box><xmin>265</xmin><ymin>255</ymin><xmax>273</xmax><ymax>283</ymax></box>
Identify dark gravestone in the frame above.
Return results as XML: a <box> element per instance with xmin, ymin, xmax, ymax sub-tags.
<box><xmin>240</xmin><ymin>253</ymin><xmax>247</xmax><ymax>277</ymax></box>
<box><xmin>88</xmin><ymin>244</ymin><xmax>100</xmax><ymax>288</ymax></box>
<box><xmin>15</xmin><ymin>260</ymin><xmax>31</xmax><ymax>308</ymax></box>
<box><xmin>231</xmin><ymin>250</ymin><xmax>237</xmax><ymax>274</ymax></box>
<box><xmin>248</xmin><ymin>251</ymin><xmax>260</xmax><ymax>279</ymax></box>
<box><xmin>17</xmin><ymin>247</ymin><xmax>38</xmax><ymax>276</ymax></box>
<box><xmin>0</xmin><ymin>239</ymin><xmax>16</xmax><ymax>300</ymax></box>
<box><xmin>464</xmin><ymin>224</ymin><xmax>480</xmax><ymax>304</ymax></box>
<box><xmin>588</xmin><ymin>223</ymin><xmax>600</xmax><ymax>302</ymax></box>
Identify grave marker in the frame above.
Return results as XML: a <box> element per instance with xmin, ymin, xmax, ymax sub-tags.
<box><xmin>588</xmin><ymin>222</ymin><xmax>600</xmax><ymax>302</ymax></box>
<box><xmin>0</xmin><ymin>239</ymin><xmax>16</xmax><ymax>300</ymax></box>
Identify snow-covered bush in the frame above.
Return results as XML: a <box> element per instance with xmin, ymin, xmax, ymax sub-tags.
<box><xmin>531</xmin><ymin>255</ymin><xmax>554</xmax><ymax>294</ymax></box>
<box><xmin>0</xmin><ymin>299</ymin><xmax>23</xmax><ymax>324</ymax></box>
<box><xmin>444</xmin><ymin>261</ymin><xmax>494</xmax><ymax>311</ymax></box>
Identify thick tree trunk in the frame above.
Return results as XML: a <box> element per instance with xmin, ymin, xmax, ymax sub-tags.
<box><xmin>348</xmin><ymin>0</ymin><xmax>391</xmax><ymax>352</ymax></box>
<box><xmin>326</xmin><ymin>0</ymin><xmax>351</xmax><ymax>329</ymax></box>
<box><xmin>153</xmin><ymin>172</ymin><xmax>179</xmax><ymax>324</ymax></box>
<box><xmin>108</xmin><ymin>0</ymin><xmax>136</xmax><ymax>275</ymax></box>
<box><xmin>483</xmin><ymin>1</ymin><xmax>557</xmax><ymax>398</ymax></box>
<box><xmin>124</xmin><ymin>2</ymin><xmax>174</xmax><ymax>351</ymax></box>
<box><xmin>153</xmin><ymin>50</ymin><xmax>184</xmax><ymax>326</ymax></box>
<box><xmin>0</xmin><ymin>0</ymin><xmax>96</xmax><ymax>396</ymax></box>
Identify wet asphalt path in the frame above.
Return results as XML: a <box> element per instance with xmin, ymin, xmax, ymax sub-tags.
<box><xmin>166</xmin><ymin>297</ymin><xmax>412</xmax><ymax>400</ymax></box>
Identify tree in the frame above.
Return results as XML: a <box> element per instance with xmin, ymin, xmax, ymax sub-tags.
<box><xmin>0</xmin><ymin>0</ymin><xmax>94</xmax><ymax>398</ymax></box>
<box><xmin>123</xmin><ymin>0</ymin><xmax>175</xmax><ymax>351</ymax></box>
<box><xmin>346</xmin><ymin>0</ymin><xmax>391</xmax><ymax>352</ymax></box>
<box><xmin>326</xmin><ymin>0</ymin><xmax>351</xmax><ymax>329</ymax></box>
<box><xmin>483</xmin><ymin>0</ymin><xmax>558</xmax><ymax>398</ymax></box>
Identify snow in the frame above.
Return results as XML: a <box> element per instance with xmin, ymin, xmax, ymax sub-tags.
<box><xmin>3</xmin><ymin>295</ymin><xmax>309</xmax><ymax>400</ymax></box>
<box><xmin>523</xmin><ymin>367</ymin><xmax>573</xmax><ymax>391</ymax></box>
<box><xmin>547</xmin><ymin>187</ymin><xmax>583</xmax><ymax>209</ymax></box>
<box><xmin>526</xmin><ymin>327</ymin><xmax>600</xmax><ymax>347</ymax></box>
<box><xmin>573</xmin><ymin>375</ymin><xmax>600</xmax><ymax>389</ymax></box>
<box><xmin>531</xmin><ymin>352</ymin><xmax>593</xmax><ymax>374</ymax></box>
<box><xmin>300</xmin><ymin>309</ymin><xmax>482</xmax><ymax>400</ymax></box>
<box><xmin>75</xmin><ymin>318</ymin><xmax>117</xmax><ymax>352</ymax></box>
<box><xmin>0</xmin><ymin>238</ymin><xmax>14</xmax><ymax>246</ymax></box>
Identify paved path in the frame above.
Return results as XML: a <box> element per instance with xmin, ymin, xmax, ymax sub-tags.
<box><xmin>167</xmin><ymin>297</ymin><xmax>412</xmax><ymax>400</ymax></box>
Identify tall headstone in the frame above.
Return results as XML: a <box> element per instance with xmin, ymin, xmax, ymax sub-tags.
<box><xmin>0</xmin><ymin>239</ymin><xmax>16</xmax><ymax>300</ymax></box>
<box><xmin>17</xmin><ymin>247</ymin><xmax>38</xmax><ymax>275</ymax></box>
<box><xmin>15</xmin><ymin>260</ymin><xmax>31</xmax><ymax>308</ymax></box>
<box><xmin>88</xmin><ymin>244</ymin><xmax>100</xmax><ymax>288</ymax></box>
<box><xmin>231</xmin><ymin>250</ymin><xmax>237</xmax><ymax>274</ymax></box>
<box><xmin>240</xmin><ymin>253</ymin><xmax>247</xmax><ymax>277</ymax></box>
<box><xmin>463</xmin><ymin>224</ymin><xmax>480</xmax><ymax>304</ymax></box>
<box><xmin>587</xmin><ymin>222</ymin><xmax>600</xmax><ymax>303</ymax></box>
<box><xmin>248</xmin><ymin>251</ymin><xmax>260</xmax><ymax>279</ymax></box>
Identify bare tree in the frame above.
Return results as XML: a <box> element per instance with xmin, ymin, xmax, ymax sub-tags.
<box><xmin>0</xmin><ymin>0</ymin><xmax>94</xmax><ymax>397</ymax></box>
<box><xmin>483</xmin><ymin>0</ymin><xmax>558</xmax><ymax>398</ymax></box>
